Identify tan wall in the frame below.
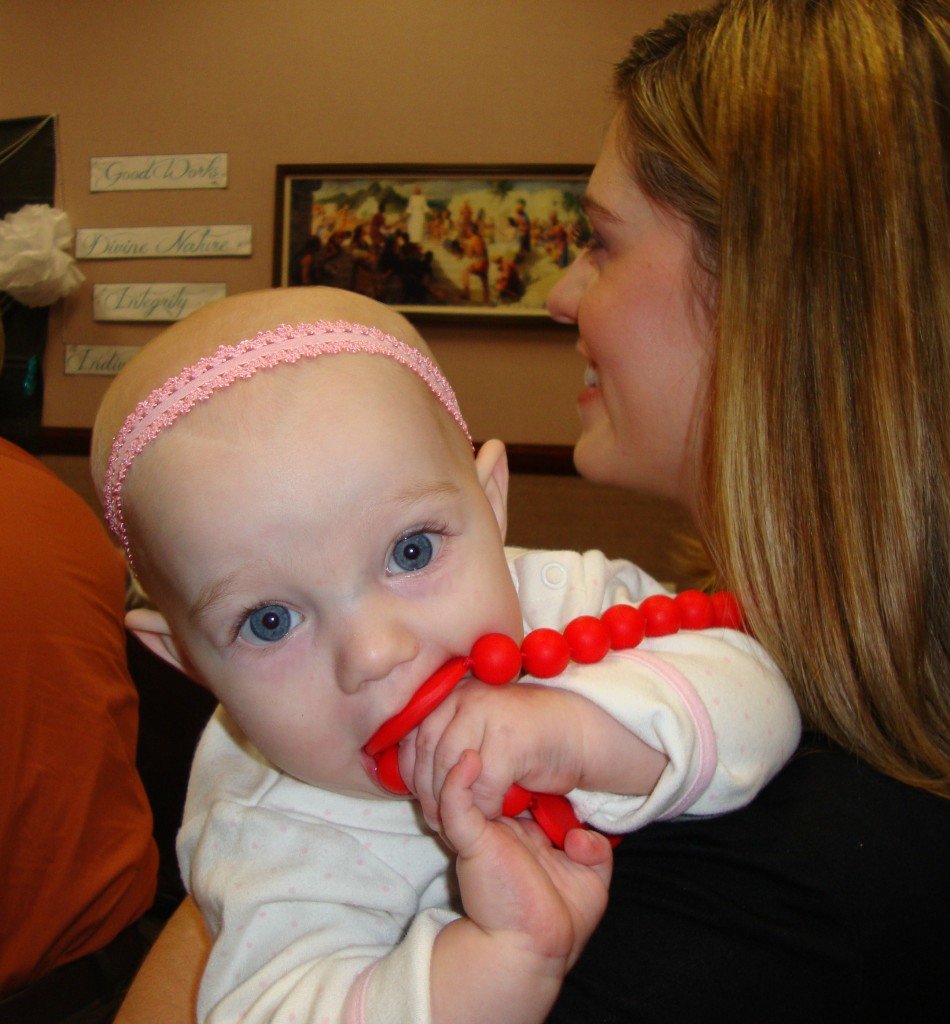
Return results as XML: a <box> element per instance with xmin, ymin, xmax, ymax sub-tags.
<box><xmin>4</xmin><ymin>0</ymin><xmax>702</xmax><ymax>443</ymax></box>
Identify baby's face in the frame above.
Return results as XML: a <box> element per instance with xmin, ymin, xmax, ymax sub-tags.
<box><xmin>130</xmin><ymin>357</ymin><xmax>522</xmax><ymax>798</ymax></box>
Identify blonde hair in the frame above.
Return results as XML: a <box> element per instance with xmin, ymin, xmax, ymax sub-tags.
<box><xmin>614</xmin><ymin>0</ymin><xmax>949</xmax><ymax>795</ymax></box>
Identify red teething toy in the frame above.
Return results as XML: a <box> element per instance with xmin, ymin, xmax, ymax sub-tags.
<box><xmin>364</xmin><ymin>591</ymin><xmax>743</xmax><ymax>850</ymax></box>
<box><xmin>519</xmin><ymin>628</ymin><xmax>571</xmax><ymax>678</ymax></box>
<box><xmin>469</xmin><ymin>633</ymin><xmax>522</xmax><ymax>685</ymax></box>
<box><xmin>364</xmin><ymin>657</ymin><xmax>469</xmax><ymax>757</ymax></box>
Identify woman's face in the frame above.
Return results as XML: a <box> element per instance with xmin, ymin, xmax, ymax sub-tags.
<box><xmin>547</xmin><ymin>114</ymin><xmax>713</xmax><ymax>516</ymax></box>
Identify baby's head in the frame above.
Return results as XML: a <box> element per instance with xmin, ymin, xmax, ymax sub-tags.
<box><xmin>92</xmin><ymin>287</ymin><xmax>522</xmax><ymax>798</ymax></box>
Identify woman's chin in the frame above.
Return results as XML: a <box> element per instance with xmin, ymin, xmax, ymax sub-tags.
<box><xmin>573</xmin><ymin>430</ymin><xmax>615</xmax><ymax>485</ymax></box>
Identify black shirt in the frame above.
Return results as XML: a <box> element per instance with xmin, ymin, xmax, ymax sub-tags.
<box><xmin>549</xmin><ymin>734</ymin><xmax>949</xmax><ymax>1022</ymax></box>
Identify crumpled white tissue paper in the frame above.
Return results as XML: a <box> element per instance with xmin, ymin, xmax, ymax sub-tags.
<box><xmin>0</xmin><ymin>203</ymin><xmax>85</xmax><ymax>307</ymax></box>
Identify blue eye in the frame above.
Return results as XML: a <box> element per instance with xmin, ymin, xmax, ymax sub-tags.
<box><xmin>388</xmin><ymin>532</ymin><xmax>439</xmax><ymax>575</ymax></box>
<box><xmin>239</xmin><ymin>604</ymin><xmax>300</xmax><ymax>645</ymax></box>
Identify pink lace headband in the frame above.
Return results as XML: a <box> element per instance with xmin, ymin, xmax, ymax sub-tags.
<box><xmin>103</xmin><ymin>320</ymin><xmax>472</xmax><ymax>559</ymax></box>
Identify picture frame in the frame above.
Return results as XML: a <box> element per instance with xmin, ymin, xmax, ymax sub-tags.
<box><xmin>273</xmin><ymin>164</ymin><xmax>591</xmax><ymax>321</ymax></box>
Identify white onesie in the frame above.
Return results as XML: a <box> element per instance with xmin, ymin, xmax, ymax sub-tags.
<box><xmin>179</xmin><ymin>548</ymin><xmax>801</xmax><ymax>1023</ymax></box>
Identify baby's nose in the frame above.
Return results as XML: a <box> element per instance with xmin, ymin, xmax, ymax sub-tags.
<box><xmin>334</xmin><ymin>599</ymin><xmax>419</xmax><ymax>695</ymax></box>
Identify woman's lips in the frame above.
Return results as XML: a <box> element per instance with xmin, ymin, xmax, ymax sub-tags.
<box><xmin>578</xmin><ymin>363</ymin><xmax>602</xmax><ymax>405</ymax></box>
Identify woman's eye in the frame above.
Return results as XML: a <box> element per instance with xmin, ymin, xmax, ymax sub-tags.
<box><xmin>238</xmin><ymin>604</ymin><xmax>301</xmax><ymax>645</ymax></box>
<box><xmin>585</xmin><ymin>232</ymin><xmax>605</xmax><ymax>254</ymax></box>
<box><xmin>388</xmin><ymin>531</ymin><xmax>440</xmax><ymax>575</ymax></box>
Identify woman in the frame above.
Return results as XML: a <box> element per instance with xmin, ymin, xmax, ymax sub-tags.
<box><xmin>117</xmin><ymin>2</ymin><xmax>947</xmax><ymax>1020</ymax></box>
<box><xmin>542</xmin><ymin>0</ymin><xmax>948</xmax><ymax>1018</ymax></box>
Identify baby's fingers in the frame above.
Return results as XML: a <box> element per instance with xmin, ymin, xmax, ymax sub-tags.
<box><xmin>398</xmin><ymin>731</ymin><xmax>438</xmax><ymax>830</ymax></box>
<box><xmin>400</xmin><ymin>697</ymin><xmax>459</xmax><ymax>830</ymax></box>
<box><xmin>438</xmin><ymin>749</ymin><xmax>490</xmax><ymax>857</ymax></box>
<box><xmin>562</xmin><ymin>828</ymin><xmax>614</xmax><ymax>889</ymax></box>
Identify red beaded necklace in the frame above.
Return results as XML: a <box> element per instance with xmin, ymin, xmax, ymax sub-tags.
<box><xmin>364</xmin><ymin>589</ymin><xmax>744</xmax><ymax>849</ymax></box>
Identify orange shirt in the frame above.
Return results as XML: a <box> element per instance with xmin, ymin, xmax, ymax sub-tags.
<box><xmin>0</xmin><ymin>438</ymin><xmax>158</xmax><ymax>994</ymax></box>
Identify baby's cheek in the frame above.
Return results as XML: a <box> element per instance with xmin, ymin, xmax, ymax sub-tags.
<box><xmin>223</xmin><ymin>694</ymin><xmax>304</xmax><ymax>763</ymax></box>
<box><xmin>490</xmin><ymin>588</ymin><xmax>526</xmax><ymax>645</ymax></box>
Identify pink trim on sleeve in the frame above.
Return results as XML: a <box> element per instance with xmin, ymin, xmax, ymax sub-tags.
<box><xmin>615</xmin><ymin>649</ymin><xmax>718</xmax><ymax>818</ymax></box>
<box><xmin>343</xmin><ymin>962</ymin><xmax>376</xmax><ymax>1024</ymax></box>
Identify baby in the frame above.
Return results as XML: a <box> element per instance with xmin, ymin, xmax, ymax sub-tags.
<box><xmin>91</xmin><ymin>287</ymin><xmax>799</xmax><ymax>1024</ymax></box>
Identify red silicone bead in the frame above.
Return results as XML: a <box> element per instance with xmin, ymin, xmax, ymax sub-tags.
<box><xmin>640</xmin><ymin>594</ymin><xmax>682</xmax><ymax>636</ymax></box>
<box><xmin>675</xmin><ymin>589</ymin><xmax>714</xmax><ymax>630</ymax></box>
<box><xmin>563</xmin><ymin>615</ymin><xmax>611</xmax><ymax>663</ymax></box>
<box><xmin>601</xmin><ymin>604</ymin><xmax>645</xmax><ymax>649</ymax></box>
<box><xmin>520</xmin><ymin>628</ymin><xmax>571</xmax><ymax>678</ymax></box>
<box><xmin>470</xmin><ymin>633</ymin><xmax>522</xmax><ymax>685</ymax></box>
<box><xmin>502</xmin><ymin>783</ymin><xmax>533</xmax><ymax>817</ymax></box>
<box><xmin>375</xmin><ymin>745</ymin><xmax>411</xmax><ymax>795</ymax></box>
<box><xmin>711</xmin><ymin>591</ymin><xmax>745</xmax><ymax>630</ymax></box>
<box><xmin>364</xmin><ymin>656</ymin><xmax>470</xmax><ymax>756</ymax></box>
<box><xmin>528</xmin><ymin>793</ymin><xmax>586</xmax><ymax>850</ymax></box>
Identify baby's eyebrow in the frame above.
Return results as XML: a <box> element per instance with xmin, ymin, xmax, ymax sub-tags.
<box><xmin>372</xmin><ymin>479</ymin><xmax>464</xmax><ymax>514</ymax></box>
<box><xmin>189</xmin><ymin>567</ymin><xmax>259</xmax><ymax>626</ymax></box>
<box><xmin>186</xmin><ymin>483</ymin><xmax>462</xmax><ymax>624</ymax></box>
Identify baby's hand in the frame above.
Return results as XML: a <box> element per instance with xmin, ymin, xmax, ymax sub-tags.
<box><xmin>441</xmin><ymin>749</ymin><xmax>613</xmax><ymax>969</ymax></box>
<box><xmin>400</xmin><ymin>671</ymin><xmax>670</xmax><ymax>839</ymax></box>
<box><xmin>428</xmin><ymin>751</ymin><xmax>612</xmax><ymax>1023</ymax></box>
<box><xmin>400</xmin><ymin>679</ymin><xmax>588</xmax><ymax>831</ymax></box>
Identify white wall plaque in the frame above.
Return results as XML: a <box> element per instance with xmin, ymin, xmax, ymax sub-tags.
<box><xmin>94</xmin><ymin>283</ymin><xmax>226</xmax><ymax>322</ymax></box>
<box><xmin>75</xmin><ymin>225</ymin><xmax>252</xmax><ymax>259</ymax></box>
<box><xmin>65</xmin><ymin>344</ymin><xmax>141</xmax><ymax>377</ymax></box>
<box><xmin>90</xmin><ymin>153</ymin><xmax>228</xmax><ymax>191</ymax></box>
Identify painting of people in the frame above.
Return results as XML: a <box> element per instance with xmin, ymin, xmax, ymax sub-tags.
<box><xmin>274</xmin><ymin>166</ymin><xmax>590</xmax><ymax>318</ymax></box>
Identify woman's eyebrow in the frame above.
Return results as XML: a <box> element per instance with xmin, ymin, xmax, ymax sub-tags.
<box><xmin>581</xmin><ymin>192</ymin><xmax>622</xmax><ymax>223</ymax></box>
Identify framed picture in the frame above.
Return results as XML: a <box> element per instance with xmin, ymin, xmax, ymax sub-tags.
<box><xmin>273</xmin><ymin>164</ymin><xmax>591</xmax><ymax>320</ymax></box>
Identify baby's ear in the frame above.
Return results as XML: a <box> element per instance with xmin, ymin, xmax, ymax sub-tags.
<box><xmin>126</xmin><ymin>607</ymin><xmax>188</xmax><ymax>674</ymax></box>
<box><xmin>475</xmin><ymin>438</ymin><xmax>509</xmax><ymax>540</ymax></box>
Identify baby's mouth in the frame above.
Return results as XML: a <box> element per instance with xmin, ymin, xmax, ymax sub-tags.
<box><xmin>361</xmin><ymin>748</ymin><xmax>385</xmax><ymax>788</ymax></box>
<box><xmin>361</xmin><ymin>748</ymin><xmax>379</xmax><ymax>777</ymax></box>
<box><xmin>362</xmin><ymin>655</ymin><xmax>473</xmax><ymax>794</ymax></box>
<box><xmin>362</xmin><ymin>744</ymin><xmax>411</xmax><ymax>795</ymax></box>
<box><xmin>584</xmin><ymin>364</ymin><xmax>602</xmax><ymax>389</ymax></box>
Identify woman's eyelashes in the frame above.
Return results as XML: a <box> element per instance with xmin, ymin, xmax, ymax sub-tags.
<box><xmin>237</xmin><ymin>603</ymin><xmax>302</xmax><ymax>645</ymax></box>
<box><xmin>386</xmin><ymin>529</ymin><xmax>443</xmax><ymax>575</ymax></box>
<box><xmin>579</xmin><ymin>233</ymin><xmax>608</xmax><ymax>271</ymax></box>
<box><xmin>585</xmin><ymin>230</ymin><xmax>606</xmax><ymax>254</ymax></box>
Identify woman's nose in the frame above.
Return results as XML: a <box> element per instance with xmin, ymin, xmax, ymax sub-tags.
<box><xmin>546</xmin><ymin>253</ymin><xmax>592</xmax><ymax>324</ymax></box>
<box><xmin>334</xmin><ymin>599</ymin><xmax>420</xmax><ymax>695</ymax></box>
